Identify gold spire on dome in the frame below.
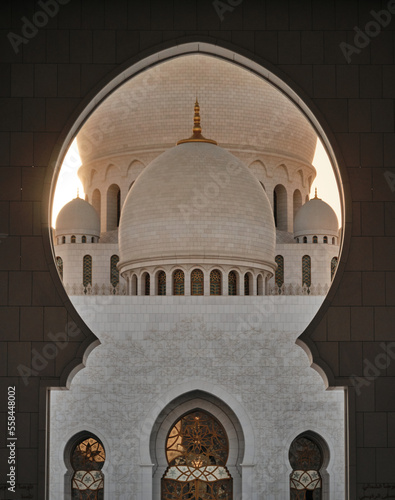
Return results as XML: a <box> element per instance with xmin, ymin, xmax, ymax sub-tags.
<box><xmin>177</xmin><ymin>100</ymin><xmax>217</xmax><ymax>145</ymax></box>
<box><xmin>313</xmin><ymin>188</ymin><xmax>320</xmax><ymax>199</ymax></box>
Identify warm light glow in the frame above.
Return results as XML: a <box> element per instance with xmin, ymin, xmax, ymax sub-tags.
<box><xmin>52</xmin><ymin>139</ymin><xmax>84</xmax><ymax>228</ymax></box>
<box><xmin>52</xmin><ymin>138</ymin><xmax>342</xmax><ymax>231</ymax></box>
<box><xmin>311</xmin><ymin>139</ymin><xmax>342</xmax><ymax>224</ymax></box>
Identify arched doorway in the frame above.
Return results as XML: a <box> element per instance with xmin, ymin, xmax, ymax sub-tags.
<box><xmin>289</xmin><ymin>434</ymin><xmax>326</xmax><ymax>500</ymax></box>
<box><xmin>162</xmin><ymin>410</ymin><xmax>232</xmax><ymax>499</ymax></box>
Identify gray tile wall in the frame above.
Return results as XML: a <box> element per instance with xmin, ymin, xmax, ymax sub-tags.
<box><xmin>0</xmin><ymin>0</ymin><xmax>394</xmax><ymax>498</ymax></box>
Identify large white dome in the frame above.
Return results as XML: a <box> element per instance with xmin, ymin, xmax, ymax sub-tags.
<box><xmin>118</xmin><ymin>141</ymin><xmax>276</xmax><ymax>274</ymax></box>
<box><xmin>77</xmin><ymin>54</ymin><xmax>317</xmax><ymax>166</ymax></box>
<box><xmin>294</xmin><ymin>195</ymin><xmax>339</xmax><ymax>238</ymax></box>
<box><xmin>55</xmin><ymin>197</ymin><xmax>100</xmax><ymax>237</ymax></box>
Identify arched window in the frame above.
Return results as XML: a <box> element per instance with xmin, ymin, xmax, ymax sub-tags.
<box><xmin>228</xmin><ymin>271</ymin><xmax>237</xmax><ymax>296</ymax></box>
<box><xmin>293</xmin><ymin>189</ymin><xmax>302</xmax><ymax>222</ymax></box>
<box><xmin>71</xmin><ymin>235</ymin><xmax>76</xmax><ymax>243</ymax></box>
<box><xmin>313</xmin><ymin>235</ymin><xmax>318</xmax><ymax>243</ymax></box>
<box><xmin>82</xmin><ymin>235</ymin><xmax>86</xmax><ymax>243</ymax></box>
<box><xmin>144</xmin><ymin>273</ymin><xmax>150</xmax><ymax>296</ymax></box>
<box><xmin>131</xmin><ymin>274</ymin><xmax>138</xmax><ymax>295</ymax></box>
<box><xmin>117</xmin><ymin>189</ymin><xmax>121</xmax><ymax>226</ymax></box>
<box><xmin>210</xmin><ymin>269</ymin><xmax>221</xmax><ymax>295</ymax></box>
<box><xmin>91</xmin><ymin>237</ymin><xmax>95</xmax><ymax>243</ymax></box>
<box><xmin>332</xmin><ymin>237</ymin><xmax>335</xmax><ymax>244</ymax></box>
<box><xmin>273</xmin><ymin>188</ymin><xmax>277</xmax><ymax>226</ymax></box>
<box><xmin>323</xmin><ymin>236</ymin><xmax>328</xmax><ymax>244</ymax></box>
<box><xmin>162</xmin><ymin>410</ymin><xmax>232</xmax><ymax>500</ymax></box>
<box><xmin>62</xmin><ymin>236</ymin><xmax>66</xmax><ymax>244</ymax></box>
<box><xmin>275</xmin><ymin>255</ymin><xmax>284</xmax><ymax>288</ymax></box>
<box><xmin>71</xmin><ymin>435</ymin><xmax>105</xmax><ymax>499</ymax></box>
<box><xmin>273</xmin><ymin>184</ymin><xmax>288</xmax><ymax>231</ymax></box>
<box><xmin>158</xmin><ymin>271</ymin><xmax>166</xmax><ymax>295</ymax></box>
<box><xmin>290</xmin><ymin>436</ymin><xmax>323</xmax><ymax>500</ymax></box>
<box><xmin>191</xmin><ymin>269</ymin><xmax>204</xmax><ymax>295</ymax></box>
<box><xmin>331</xmin><ymin>257</ymin><xmax>338</xmax><ymax>281</ymax></box>
<box><xmin>302</xmin><ymin>255</ymin><xmax>311</xmax><ymax>287</ymax></box>
<box><xmin>244</xmin><ymin>273</ymin><xmax>250</xmax><ymax>296</ymax></box>
<box><xmin>173</xmin><ymin>269</ymin><xmax>184</xmax><ymax>295</ymax></box>
<box><xmin>110</xmin><ymin>255</ymin><xmax>119</xmax><ymax>287</ymax></box>
<box><xmin>303</xmin><ymin>236</ymin><xmax>307</xmax><ymax>243</ymax></box>
<box><xmin>56</xmin><ymin>257</ymin><xmax>63</xmax><ymax>280</ymax></box>
<box><xmin>257</xmin><ymin>274</ymin><xmax>264</xmax><ymax>295</ymax></box>
<box><xmin>92</xmin><ymin>189</ymin><xmax>101</xmax><ymax>218</ymax></box>
<box><xmin>83</xmin><ymin>255</ymin><xmax>92</xmax><ymax>287</ymax></box>
<box><xmin>106</xmin><ymin>184</ymin><xmax>121</xmax><ymax>231</ymax></box>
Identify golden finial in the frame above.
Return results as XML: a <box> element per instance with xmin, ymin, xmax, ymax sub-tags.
<box><xmin>177</xmin><ymin>99</ymin><xmax>217</xmax><ymax>146</ymax></box>
<box><xmin>314</xmin><ymin>187</ymin><xmax>317</xmax><ymax>198</ymax></box>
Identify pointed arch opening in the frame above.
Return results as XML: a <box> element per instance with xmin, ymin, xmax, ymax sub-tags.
<box><xmin>158</xmin><ymin>270</ymin><xmax>167</xmax><ymax>296</ymax></box>
<box><xmin>293</xmin><ymin>189</ymin><xmax>302</xmax><ymax>222</ymax></box>
<box><xmin>173</xmin><ymin>269</ymin><xmax>185</xmax><ymax>295</ymax></box>
<box><xmin>289</xmin><ymin>431</ymin><xmax>330</xmax><ymax>500</ymax></box>
<box><xmin>210</xmin><ymin>269</ymin><xmax>222</xmax><ymax>296</ymax></box>
<box><xmin>273</xmin><ymin>184</ymin><xmax>288</xmax><ymax>231</ymax></box>
<box><xmin>68</xmin><ymin>433</ymin><xmax>105</xmax><ymax>500</ymax></box>
<box><xmin>162</xmin><ymin>410</ymin><xmax>233</xmax><ymax>499</ymax></box>
<box><xmin>228</xmin><ymin>271</ymin><xmax>238</xmax><ymax>296</ymax></box>
<box><xmin>302</xmin><ymin>255</ymin><xmax>311</xmax><ymax>288</ymax></box>
<box><xmin>92</xmin><ymin>189</ymin><xmax>101</xmax><ymax>218</ymax></box>
<box><xmin>106</xmin><ymin>184</ymin><xmax>121</xmax><ymax>231</ymax></box>
<box><xmin>191</xmin><ymin>269</ymin><xmax>204</xmax><ymax>296</ymax></box>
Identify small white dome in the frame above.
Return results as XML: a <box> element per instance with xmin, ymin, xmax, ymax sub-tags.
<box><xmin>55</xmin><ymin>197</ymin><xmax>100</xmax><ymax>237</ymax></box>
<box><xmin>294</xmin><ymin>195</ymin><xmax>338</xmax><ymax>238</ymax></box>
<box><xmin>118</xmin><ymin>141</ymin><xmax>276</xmax><ymax>275</ymax></box>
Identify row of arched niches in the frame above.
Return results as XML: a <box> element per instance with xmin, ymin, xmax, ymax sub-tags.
<box><xmin>67</xmin><ymin>410</ymin><xmax>327</xmax><ymax>500</ymax></box>
<box><xmin>81</xmin><ymin>176</ymin><xmax>312</xmax><ymax>236</ymax></box>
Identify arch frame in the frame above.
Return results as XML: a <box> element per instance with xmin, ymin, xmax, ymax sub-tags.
<box><xmin>282</xmin><ymin>427</ymin><xmax>337</xmax><ymax>500</ymax></box>
<box><xmin>45</xmin><ymin>38</ymin><xmax>349</xmax><ymax>387</ymax></box>
<box><xmin>41</xmin><ymin>37</ymin><xmax>351</xmax><ymax>499</ymax></box>
<box><xmin>60</xmin><ymin>428</ymin><xmax>112</xmax><ymax>500</ymax></box>
<box><xmin>139</xmin><ymin>381</ymin><xmax>256</xmax><ymax>500</ymax></box>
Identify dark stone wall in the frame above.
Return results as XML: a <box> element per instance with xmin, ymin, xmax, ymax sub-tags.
<box><xmin>0</xmin><ymin>0</ymin><xmax>394</xmax><ymax>498</ymax></box>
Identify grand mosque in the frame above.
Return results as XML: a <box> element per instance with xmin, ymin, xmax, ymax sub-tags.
<box><xmin>49</xmin><ymin>54</ymin><xmax>344</xmax><ymax>500</ymax></box>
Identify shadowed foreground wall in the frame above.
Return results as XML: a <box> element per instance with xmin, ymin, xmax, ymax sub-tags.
<box><xmin>0</xmin><ymin>0</ymin><xmax>395</xmax><ymax>498</ymax></box>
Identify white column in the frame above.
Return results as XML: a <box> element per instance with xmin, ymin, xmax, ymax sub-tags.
<box><xmin>138</xmin><ymin>464</ymin><xmax>154</xmax><ymax>500</ymax></box>
<box><xmin>137</xmin><ymin>274</ymin><xmax>143</xmax><ymax>296</ymax></box>
<box><xmin>252</xmin><ymin>273</ymin><xmax>257</xmax><ymax>296</ymax></box>
<box><xmin>185</xmin><ymin>270</ymin><xmax>191</xmax><ymax>296</ymax></box>
<box><xmin>241</xmin><ymin>463</ymin><xmax>256</xmax><ymax>500</ymax></box>
<box><xmin>223</xmin><ymin>271</ymin><xmax>229</xmax><ymax>296</ymax></box>
<box><xmin>204</xmin><ymin>270</ymin><xmax>210</xmax><ymax>296</ymax></box>
<box><xmin>166</xmin><ymin>271</ymin><xmax>171</xmax><ymax>296</ymax></box>
<box><xmin>239</xmin><ymin>271</ymin><xmax>244</xmax><ymax>296</ymax></box>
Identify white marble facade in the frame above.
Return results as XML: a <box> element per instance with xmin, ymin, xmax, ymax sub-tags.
<box><xmin>49</xmin><ymin>52</ymin><xmax>345</xmax><ymax>499</ymax></box>
<box><xmin>49</xmin><ymin>296</ymin><xmax>345</xmax><ymax>500</ymax></box>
